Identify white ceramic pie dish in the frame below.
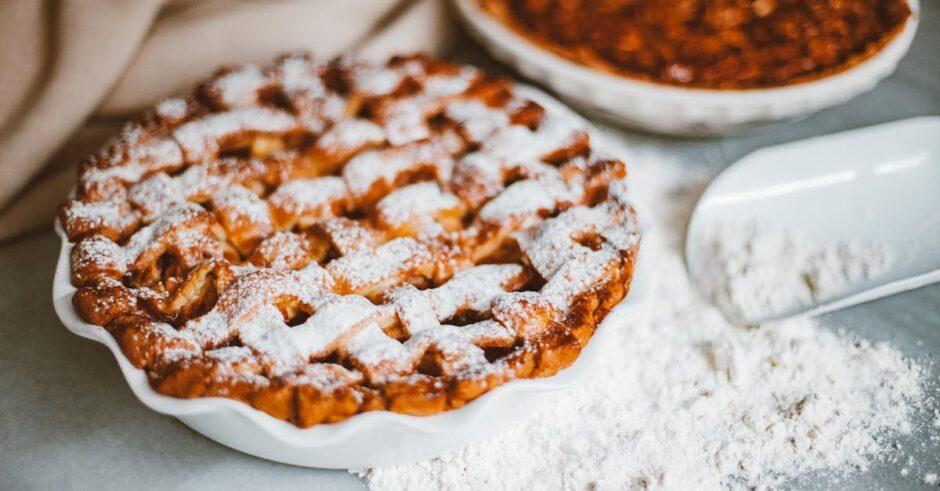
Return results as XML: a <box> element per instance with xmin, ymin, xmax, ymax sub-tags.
<box><xmin>453</xmin><ymin>0</ymin><xmax>920</xmax><ymax>136</ymax></box>
<box><xmin>52</xmin><ymin>225</ymin><xmax>649</xmax><ymax>469</ymax></box>
<box><xmin>51</xmin><ymin>86</ymin><xmax>650</xmax><ymax>469</ymax></box>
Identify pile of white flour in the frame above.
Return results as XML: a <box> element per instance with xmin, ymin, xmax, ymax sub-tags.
<box><xmin>362</xmin><ymin>142</ymin><xmax>930</xmax><ymax>490</ymax></box>
<box><xmin>691</xmin><ymin>220</ymin><xmax>895</xmax><ymax>323</ymax></box>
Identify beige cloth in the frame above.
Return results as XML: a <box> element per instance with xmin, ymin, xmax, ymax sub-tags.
<box><xmin>0</xmin><ymin>0</ymin><xmax>457</xmax><ymax>241</ymax></box>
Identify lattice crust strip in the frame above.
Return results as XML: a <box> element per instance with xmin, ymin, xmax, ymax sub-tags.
<box><xmin>61</xmin><ymin>53</ymin><xmax>640</xmax><ymax>427</ymax></box>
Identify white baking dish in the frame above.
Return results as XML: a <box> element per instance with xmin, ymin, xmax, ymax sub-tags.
<box><xmin>51</xmin><ymin>86</ymin><xmax>650</xmax><ymax>469</ymax></box>
<box><xmin>453</xmin><ymin>0</ymin><xmax>920</xmax><ymax>136</ymax></box>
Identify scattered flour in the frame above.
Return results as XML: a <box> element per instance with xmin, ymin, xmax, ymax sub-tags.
<box><xmin>691</xmin><ymin>220</ymin><xmax>895</xmax><ymax>323</ymax></box>
<box><xmin>361</xmin><ymin>142</ymin><xmax>931</xmax><ymax>490</ymax></box>
<box><xmin>925</xmin><ymin>472</ymin><xmax>939</xmax><ymax>485</ymax></box>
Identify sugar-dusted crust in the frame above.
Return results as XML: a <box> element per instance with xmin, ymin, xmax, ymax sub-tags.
<box><xmin>60</xmin><ymin>53</ymin><xmax>640</xmax><ymax>427</ymax></box>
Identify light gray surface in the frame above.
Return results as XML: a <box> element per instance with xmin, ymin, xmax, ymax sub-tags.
<box><xmin>1</xmin><ymin>4</ymin><xmax>937</xmax><ymax>489</ymax></box>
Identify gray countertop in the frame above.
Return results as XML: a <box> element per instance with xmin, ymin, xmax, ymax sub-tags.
<box><xmin>2</xmin><ymin>4</ymin><xmax>938</xmax><ymax>489</ymax></box>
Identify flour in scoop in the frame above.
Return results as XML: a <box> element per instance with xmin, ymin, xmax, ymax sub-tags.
<box><xmin>361</xmin><ymin>141</ymin><xmax>932</xmax><ymax>490</ymax></box>
<box><xmin>692</xmin><ymin>220</ymin><xmax>895</xmax><ymax>323</ymax></box>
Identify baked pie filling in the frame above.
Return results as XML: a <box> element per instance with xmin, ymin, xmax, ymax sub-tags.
<box><xmin>479</xmin><ymin>0</ymin><xmax>912</xmax><ymax>89</ymax></box>
<box><xmin>60</xmin><ymin>54</ymin><xmax>639</xmax><ymax>427</ymax></box>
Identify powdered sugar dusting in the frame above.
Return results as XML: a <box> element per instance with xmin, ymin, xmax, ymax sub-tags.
<box><xmin>277</xmin><ymin>55</ymin><xmax>325</xmax><ymax>97</ymax></box>
<box><xmin>252</xmin><ymin>232</ymin><xmax>309</xmax><ymax>270</ymax></box>
<box><xmin>64</xmin><ymin>54</ymin><xmax>655</xmax><ymax>432</ymax></box>
<box><xmin>316</xmin><ymin>119</ymin><xmax>386</xmax><ymax>153</ymax></box>
<box><xmin>129</xmin><ymin>172</ymin><xmax>186</xmax><ymax>218</ymax></box>
<box><xmin>315</xmin><ymin>218</ymin><xmax>376</xmax><ymax>256</ymax></box>
<box><xmin>342</xmin><ymin>141</ymin><xmax>451</xmax><ymax>199</ymax></box>
<box><xmin>427</xmin><ymin>264</ymin><xmax>525</xmax><ymax>320</ymax></box>
<box><xmin>541</xmin><ymin>247</ymin><xmax>620</xmax><ymax>309</ymax></box>
<box><xmin>268</xmin><ymin>176</ymin><xmax>348</xmax><ymax>218</ymax></box>
<box><xmin>122</xmin><ymin>202</ymin><xmax>209</xmax><ymax>264</ymax></box>
<box><xmin>341</xmin><ymin>323</ymin><xmax>414</xmax><ymax>380</ymax></box>
<box><xmin>327</xmin><ymin>238</ymin><xmax>431</xmax><ymax>292</ymax></box>
<box><xmin>362</xmin><ymin>142</ymin><xmax>930</xmax><ymax>490</ymax></box>
<box><xmin>246</xmin><ymin>295</ymin><xmax>380</xmax><ymax>375</ymax></box>
<box><xmin>445</xmin><ymin>99</ymin><xmax>509</xmax><ymax>142</ymax></box>
<box><xmin>208</xmin><ymin>65</ymin><xmax>268</xmax><ymax>109</ymax></box>
<box><xmin>691</xmin><ymin>220</ymin><xmax>896</xmax><ymax>323</ymax></box>
<box><xmin>71</xmin><ymin>235</ymin><xmax>127</xmax><ymax>276</ymax></box>
<box><xmin>175</xmin><ymin>157</ymin><xmax>268</xmax><ymax>201</ymax></box>
<box><xmin>286</xmin><ymin>364</ymin><xmax>364</xmax><ymax>393</ymax></box>
<box><xmin>375</xmin><ymin>182</ymin><xmax>460</xmax><ymax>232</ymax></box>
<box><xmin>81</xmin><ymin>132</ymin><xmax>184</xmax><ymax>189</ymax></box>
<box><xmin>386</xmin><ymin>284</ymin><xmax>440</xmax><ymax>335</ymax></box>
<box><xmin>61</xmin><ymin>198</ymin><xmax>135</xmax><ymax>231</ymax></box>
<box><xmin>155</xmin><ymin>97</ymin><xmax>188</xmax><ymax>120</ymax></box>
<box><xmin>477</xmin><ymin>178</ymin><xmax>561</xmax><ymax>228</ymax></box>
<box><xmin>351</xmin><ymin>66</ymin><xmax>403</xmax><ymax>96</ymax></box>
<box><xmin>516</xmin><ymin>205</ymin><xmax>611</xmax><ymax>278</ymax></box>
<box><xmin>212</xmin><ymin>185</ymin><xmax>272</xmax><ymax>226</ymax></box>
<box><xmin>172</xmin><ymin>108</ymin><xmax>296</xmax><ymax>161</ymax></box>
<box><xmin>182</xmin><ymin>266</ymin><xmax>333</xmax><ymax>347</ymax></box>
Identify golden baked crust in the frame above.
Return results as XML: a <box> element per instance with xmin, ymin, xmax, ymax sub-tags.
<box><xmin>478</xmin><ymin>0</ymin><xmax>911</xmax><ymax>90</ymax></box>
<box><xmin>60</xmin><ymin>53</ymin><xmax>640</xmax><ymax>427</ymax></box>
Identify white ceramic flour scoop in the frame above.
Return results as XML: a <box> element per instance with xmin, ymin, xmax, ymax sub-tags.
<box><xmin>686</xmin><ymin>117</ymin><xmax>940</xmax><ymax>325</ymax></box>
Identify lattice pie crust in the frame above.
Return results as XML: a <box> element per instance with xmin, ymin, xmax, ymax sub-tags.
<box><xmin>60</xmin><ymin>53</ymin><xmax>639</xmax><ymax>427</ymax></box>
